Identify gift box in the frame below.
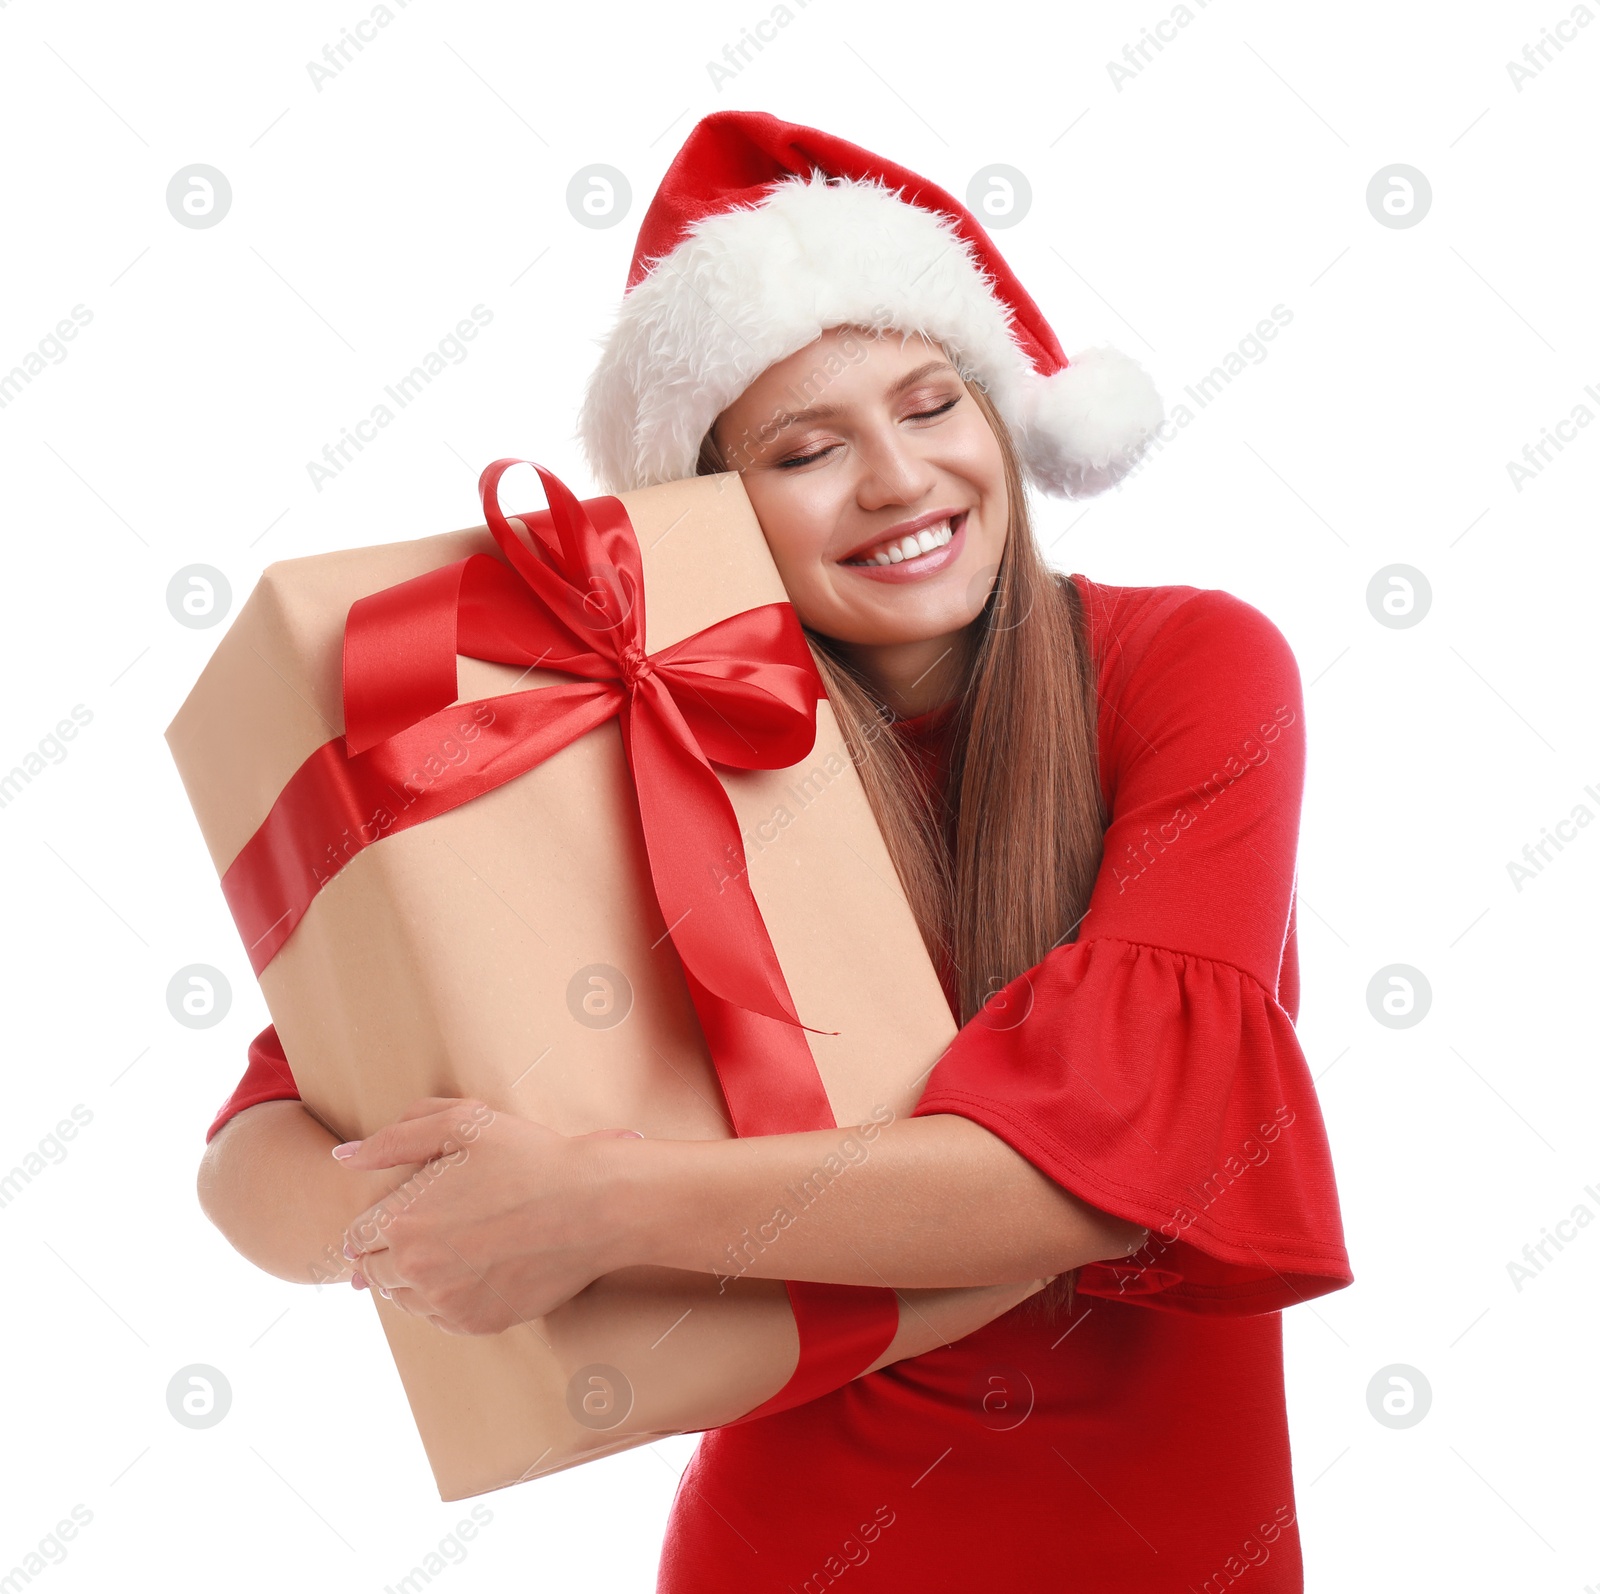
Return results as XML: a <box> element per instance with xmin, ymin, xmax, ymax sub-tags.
<box><xmin>166</xmin><ymin>459</ymin><xmax>1044</xmax><ymax>1500</ymax></box>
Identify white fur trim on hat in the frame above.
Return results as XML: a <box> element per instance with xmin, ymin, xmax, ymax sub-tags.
<box><xmin>576</xmin><ymin>173</ymin><xmax>1163</xmax><ymax>499</ymax></box>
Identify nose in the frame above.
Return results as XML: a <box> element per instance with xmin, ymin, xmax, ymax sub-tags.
<box><xmin>851</xmin><ymin>420</ymin><xmax>937</xmax><ymax>511</ymax></box>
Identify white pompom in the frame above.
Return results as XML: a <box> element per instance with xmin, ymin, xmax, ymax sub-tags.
<box><xmin>1017</xmin><ymin>346</ymin><xmax>1166</xmax><ymax>499</ymax></box>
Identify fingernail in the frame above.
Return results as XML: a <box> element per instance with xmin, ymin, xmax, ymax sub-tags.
<box><xmin>352</xmin><ymin>1273</ymin><xmax>368</xmax><ymax>1290</ymax></box>
<box><xmin>342</xmin><ymin>1241</ymin><xmax>359</xmax><ymax>1261</ymax></box>
<box><xmin>621</xmin><ymin>1130</ymin><xmax>644</xmax><ymax>1139</ymax></box>
<box><xmin>331</xmin><ymin>1141</ymin><xmax>363</xmax><ymax>1160</ymax></box>
<box><xmin>378</xmin><ymin>1286</ymin><xmax>392</xmax><ymax>1299</ymax></box>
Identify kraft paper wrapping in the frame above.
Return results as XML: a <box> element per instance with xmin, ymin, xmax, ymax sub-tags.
<box><xmin>167</xmin><ymin>470</ymin><xmax>1045</xmax><ymax>1500</ymax></box>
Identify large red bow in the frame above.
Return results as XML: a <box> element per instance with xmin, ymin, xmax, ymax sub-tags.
<box><xmin>223</xmin><ymin>459</ymin><xmax>831</xmax><ymax>1042</ymax></box>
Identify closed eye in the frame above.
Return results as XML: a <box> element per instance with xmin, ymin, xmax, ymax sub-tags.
<box><xmin>774</xmin><ymin>396</ymin><xmax>962</xmax><ymax>470</ymax></box>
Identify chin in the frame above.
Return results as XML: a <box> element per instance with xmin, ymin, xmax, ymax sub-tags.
<box><xmin>876</xmin><ymin>609</ymin><xmax>971</xmax><ymax>646</ymax></box>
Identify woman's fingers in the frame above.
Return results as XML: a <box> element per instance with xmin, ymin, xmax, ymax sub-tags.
<box><xmin>354</xmin><ymin>1255</ymin><xmax>413</xmax><ymax>1308</ymax></box>
<box><xmin>332</xmin><ymin>1100</ymin><xmax>491</xmax><ymax>1170</ymax></box>
<box><xmin>354</xmin><ymin>1263</ymin><xmax>490</xmax><ymax>1336</ymax></box>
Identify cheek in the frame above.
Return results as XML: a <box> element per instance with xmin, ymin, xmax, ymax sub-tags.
<box><xmin>742</xmin><ymin>477</ymin><xmax>840</xmax><ymax>593</ymax></box>
<box><xmin>941</xmin><ymin>415</ymin><xmax>1007</xmax><ymax>516</ymax></box>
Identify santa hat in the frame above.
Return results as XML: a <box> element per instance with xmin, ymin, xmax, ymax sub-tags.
<box><xmin>576</xmin><ymin>110</ymin><xmax>1163</xmax><ymax>499</ymax></box>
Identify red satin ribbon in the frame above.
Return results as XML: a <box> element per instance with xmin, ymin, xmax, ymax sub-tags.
<box><xmin>219</xmin><ymin>458</ymin><xmax>898</xmax><ymax>1420</ymax></box>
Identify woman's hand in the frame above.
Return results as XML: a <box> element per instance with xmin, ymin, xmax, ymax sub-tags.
<box><xmin>332</xmin><ymin>1097</ymin><xmax>643</xmax><ymax>1336</ymax></box>
<box><xmin>333</xmin><ymin>1098</ymin><xmax>1151</xmax><ymax>1328</ymax></box>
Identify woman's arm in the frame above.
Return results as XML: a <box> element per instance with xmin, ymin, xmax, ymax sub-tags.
<box><xmin>198</xmin><ymin>1100</ymin><xmax>420</xmax><ymax>1286</ymax></box>
<box><xmin>336</xmin><ymin>1100</ymin><xmax>1147</xmax><ymax>1329</ymax></box>
<box><xmin>610</xmin><ymin>1111</ymin><xmax>1146</xmax><ymax>1290</ymax></box>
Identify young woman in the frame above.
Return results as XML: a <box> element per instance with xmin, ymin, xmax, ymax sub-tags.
<box><xmin>198</xmin><ymin>113</ymin><xmax>1352</xmax><ymax>1590</ymax></box>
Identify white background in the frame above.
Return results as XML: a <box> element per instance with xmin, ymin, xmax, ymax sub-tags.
<box><xmin>1</xmin><ymin>0</ymin><xmax>1595</xmax><ymax>1589</ymax></box>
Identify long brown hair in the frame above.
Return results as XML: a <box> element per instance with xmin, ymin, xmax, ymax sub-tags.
<box><xmin>698</xmin><ymin>373</ymin><xmax>1108</xmax><ymax>1321</ymax></box>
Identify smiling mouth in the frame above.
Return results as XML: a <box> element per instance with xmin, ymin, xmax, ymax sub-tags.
<box><xmin>841</xmin><ymin>512</ymin><xmax>967</xmax><ymax>567</ymax></box>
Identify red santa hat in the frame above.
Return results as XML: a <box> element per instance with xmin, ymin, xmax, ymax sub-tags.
<box><xmin>577</xmin><ymin>110</ymin><xmax>1163</xmax><ymax>499</ymax></box>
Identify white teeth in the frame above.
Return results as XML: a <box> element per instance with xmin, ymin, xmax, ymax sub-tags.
<box><xmin>847</xmin><ymin>518</ymin><xmax>956</xmax><ymax>567</ymax></box>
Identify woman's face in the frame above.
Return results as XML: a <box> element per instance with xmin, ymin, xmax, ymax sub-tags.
<box><xmin>709</xmin><ymin>328</ymin><xmax>1008</xmax><ymax>658</ymax></box>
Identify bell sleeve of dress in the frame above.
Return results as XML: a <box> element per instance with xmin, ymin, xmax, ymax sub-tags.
<box><xmin>910</xmin><ymin>587</ymin><xmax>1353</xmax><ymax>1315</ymax></box>
<box><xmin>204</xmin><ymin>1023</ymin><xmax>302</xmax><ymax>1145</ymax></box>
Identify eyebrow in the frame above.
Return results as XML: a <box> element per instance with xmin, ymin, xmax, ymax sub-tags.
<box><xmin>767</xmin><ymin>360</ymin><xmax>958</xmax><ymax>432</ymax></box>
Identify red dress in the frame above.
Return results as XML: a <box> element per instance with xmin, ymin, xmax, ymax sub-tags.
<box><xmin>205</xmin><ymin>575</ymin><xmax>1352</xmax><ymax>1592</ymax></box>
